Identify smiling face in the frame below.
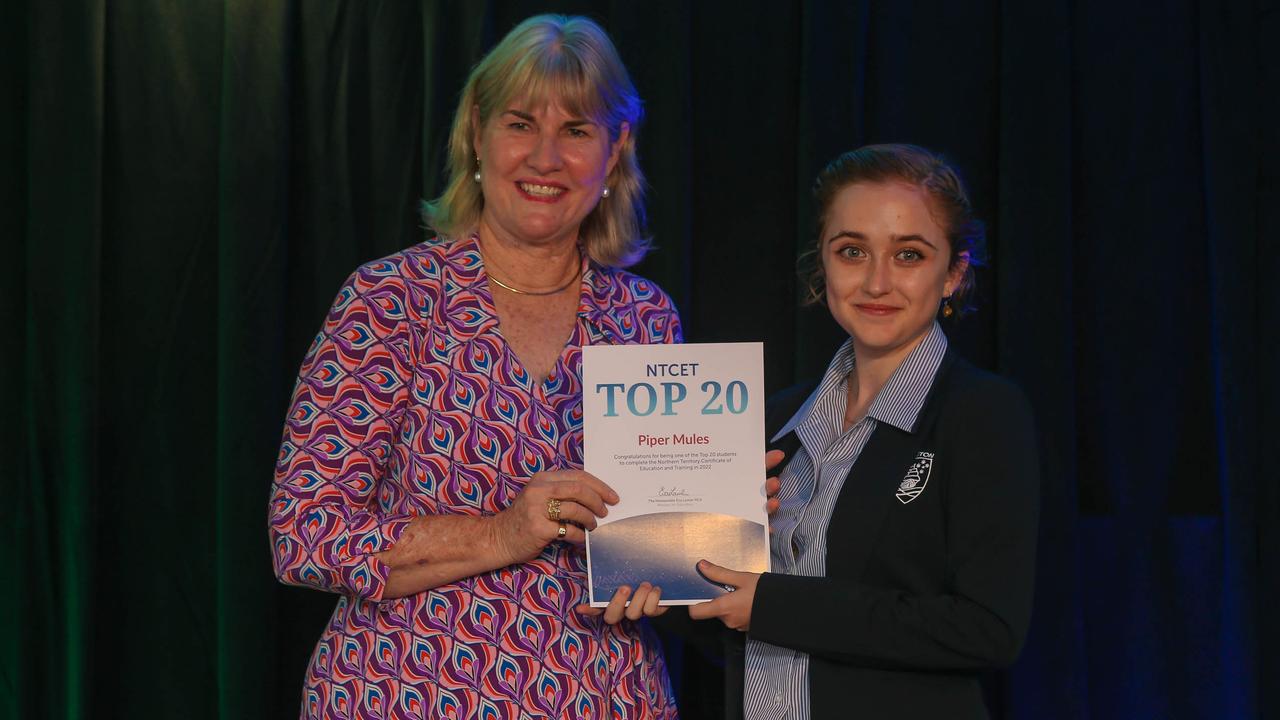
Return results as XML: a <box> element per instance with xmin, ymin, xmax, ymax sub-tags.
<box><xmin>474</xmin><ymin>99</ymin><xmax>628</xmax><ymax>249</ymax></box>
<box><xmin>822</xmin><ymin>181</ymin><xmax>968</xmax><ymax>363</ymax></box>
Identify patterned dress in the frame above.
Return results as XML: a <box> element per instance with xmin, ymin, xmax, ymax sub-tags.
<box><xmin>270</xmin><ymin>235</ymin><xmax>682</xmax><ymax>719</ymax></box>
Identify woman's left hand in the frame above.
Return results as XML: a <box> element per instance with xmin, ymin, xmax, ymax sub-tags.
<box><xmin>576</xmin><ymin>582</ymin><xmax>668</xmax><ymax>624</ymax></box>
<box><xmin>686</xmin><ymin>560</ymin><xmax>760</xmax><ymax>631</ymax></box>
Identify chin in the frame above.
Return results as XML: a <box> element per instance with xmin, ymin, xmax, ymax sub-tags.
<box><xmin>853</xmin><ymin>324</ymin><xmax>933</xmax><ymax>358</ymax></box>
<box><xmin>515</xmin><ymin>221</ymin><xmax>572</xmax><ymax>244</ymax></box>
<box><xmin>851</xmin><ymin>333</ymin><xmax>904</xmax><ymax>355</ymax></box>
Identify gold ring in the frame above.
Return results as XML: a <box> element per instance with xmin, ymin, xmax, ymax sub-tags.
<box><xmin>557</xmin><ymin>522</ymin><xmax>567</xmax><ymax>538</ymax></box>
<box><xmin>547</xmin><ymin>498</ymin><xmax>563</xmax><ymax>522</ymax></box>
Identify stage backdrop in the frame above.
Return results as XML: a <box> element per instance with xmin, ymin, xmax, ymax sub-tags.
<box><xmin>5</xmin><ymin>1</ymin><xmax>1277</xmax><ymax>718</ymax></box>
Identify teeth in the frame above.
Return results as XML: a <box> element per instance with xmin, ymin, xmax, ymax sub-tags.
<box><xmin>520</xmin><ymin>183</ymin><xmax>564</xmax><ymax>196</ymax></box>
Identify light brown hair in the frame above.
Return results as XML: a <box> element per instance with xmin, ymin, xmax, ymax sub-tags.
<box><xmin>804</xmin><ymin>143</ymin><xmax>987</xmax><ymax>314</ymax></box>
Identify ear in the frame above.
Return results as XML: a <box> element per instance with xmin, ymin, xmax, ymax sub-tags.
<box><xmin>470</xmin><ymin>104</ymin><xmax>483</xmax><ymax>156</ymax></box>
<box><xmin>605</xmin><ymin>121</ymin><xmax>630</xmax><ymax>176</ymax></box>
<box><xmin>944</xmin><ymin>250</ymin><xmax>970</xmax><ymax>297</ymax></box>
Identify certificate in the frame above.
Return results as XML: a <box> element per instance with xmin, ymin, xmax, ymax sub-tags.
<box><xmin>582</xmin><ymin>342</ymin><xmax>770</xmax><ymax>606</ymax></box>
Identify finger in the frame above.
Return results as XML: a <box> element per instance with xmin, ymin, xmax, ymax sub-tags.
<box><xmin>602</xmin><ymin>585</ymin><xmax>631</xmax><ymax>625</ymax></box>
<box><xmin>557</xmin><ymin>470</ymin><xmax>620</xmax><ymax>505</ymax></box>
<box><xmin>765</xmin><ymin>449</ymin><xmax>785</xmax><ymax>471</ymax></box>
<box><xmin>697</xmin><ymin>560</ymin><xmax>743</xmax><ymax>587</ymax></box>
<box><xmin>687</xmin><ymin>597</ymin><xmax>720</xmax><ymax>621</ymax></box>
<box><xmin>766</xmin><ymin>497</ymin><xmax>780</xmax><ymax>516</ymax></box>
<box><xmin>550</xmin><ymin>479</ymin><xmax>611</xmax><ymax>518</ymax></box>
<box><xmin>642</xmin><ymin>585</ymin><xmax>666</xmax><ymax>617</ymax></box>
<box><xmin>554</xmin><ymin>501</ymin><xmax>600</xmax><ymax>531</ymax></box>
<box><xmin>575</xmin><ymin>603</ymin><xmax>604</xmax><ymax>617</ymax></box>
<box><xmin>764</xmin><ymin>476</ymin><xmax>781</xmax><ymax>498</ymax></box>
<box><xmin>557</xmin><ymin>522</ymin><xmax>588</xmax><ymax>545</ymax></box>
<box><xmin>625</xmin><ymin>583</ymin><xmax>653</xmax><ymax>621</ymax></box>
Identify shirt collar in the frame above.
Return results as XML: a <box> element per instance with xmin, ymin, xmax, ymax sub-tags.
<box><xmin>577</xmin><ymin>257</ymin><xmax>645</xmax><ymax>346</ymax></box>
<box><xmin>772</xmin><ymin>322</ymin><xmax>949</xmax><ymax>440</ymax></box>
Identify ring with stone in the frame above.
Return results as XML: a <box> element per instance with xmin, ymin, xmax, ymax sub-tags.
<box><xmin>547</xmin><ymin>498</ymin><xmax>563</xmax><ymax>522</ymax></box>
<box><xmin>557</xmin><ymin>522</ymin><xmax>568</xmax><ymax>538</ymax></box>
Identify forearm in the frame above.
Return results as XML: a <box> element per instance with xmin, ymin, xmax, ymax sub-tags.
<box><xmin>377</xmin><ymin>513</ymin><xmax>514</xmax><ymax>599</ymax></box>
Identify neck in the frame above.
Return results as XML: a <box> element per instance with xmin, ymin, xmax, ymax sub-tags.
<box><xmin>845</xmin><ymin>330</ymin><xmax>930</xmax><ymax>423</ymax></box>
<box><xmin>476</xmin><ymin>220</ymin><xmax>581</xmax><ymax>292</ymax></box>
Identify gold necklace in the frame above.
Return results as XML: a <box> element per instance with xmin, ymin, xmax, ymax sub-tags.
<box><xmin>486</xmin><ymin>250</ymin><xmax>582</xmax><ymax>296</ymax></box>
<box><xmin>488</xmin><ymin>267</ymin><xmax>580</xmax><ymax>296</ymax></box>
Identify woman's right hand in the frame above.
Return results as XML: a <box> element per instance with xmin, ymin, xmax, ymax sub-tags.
<box><xmin>489</xmin><ymin>469</ymin><xmax>619</xmax><ymax>565</ymax></box>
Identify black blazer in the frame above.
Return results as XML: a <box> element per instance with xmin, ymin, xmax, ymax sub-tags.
<box><xmin>666</xmin><ymin>351</ymin><xmax>1040</xmax><ymax>719</ymax></box>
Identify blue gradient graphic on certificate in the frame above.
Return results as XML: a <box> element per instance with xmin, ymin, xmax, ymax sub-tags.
<box><xmin>582</xmin><ymin>342</ymin><xmax>769</xmax><ymax>606</ymax></box>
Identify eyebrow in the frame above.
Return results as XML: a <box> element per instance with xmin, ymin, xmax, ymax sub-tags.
<box><xmin>825</xmin><ymin>230</ymin><xmax>939</xmax><ymax>251</ymax></box>
<box><xmin>502</xmin><ymin>109</ymin><xmax>596</xmax><ymax>128</ymax></box>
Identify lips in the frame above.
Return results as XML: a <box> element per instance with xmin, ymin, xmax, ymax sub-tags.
<box><xmin>516</xmin><ymin>180</ymin><xmax>567</xmax><ymax>202</ymax></box>
<box><xmin>854</xmin><ymin>304</ymin><xmax>902</xmax><ymax>316</ymax></box>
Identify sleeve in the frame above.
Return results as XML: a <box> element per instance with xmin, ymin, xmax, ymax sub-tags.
<box><xmin>749</xmin><ymin>380</ymin><xmax>1040</xmax><ymax>671</ymax></box>
<box><xmin>268</xmin><ymin>268</ymin><xmax>416</xmax><ymax>603</ymax></box>
<box><xmin>663</xmin><ymin>308</ymin><xmax>683</xmax><ymax>344</ymax></box>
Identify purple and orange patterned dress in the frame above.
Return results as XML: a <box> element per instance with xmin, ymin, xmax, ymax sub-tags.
<box><xmin>270</xmin><ymin>235</ymin><xmax>682</xmax><ymax>719</ymax></box>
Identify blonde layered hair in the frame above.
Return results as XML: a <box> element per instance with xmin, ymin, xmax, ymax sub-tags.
<box><xmin>422</xmin><ymin>15</ymin><xmax>648</xmax><ymax>268</ymax></box>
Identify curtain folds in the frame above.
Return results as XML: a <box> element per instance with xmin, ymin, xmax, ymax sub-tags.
<box><xmin>8</xmin><ymin>1</ymin><xmax>1277</xmax><ymax>718</ymax></box>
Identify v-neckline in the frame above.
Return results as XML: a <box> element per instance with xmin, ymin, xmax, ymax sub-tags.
<box><xmin>475</xmin><ymin>277</ymin><xmax>587</xmax><ymax>401</ymax></box>
<box><xmin>493</xmin><ymin>307</ymin><xmax>582</xmax><ymax>399</ymax></box>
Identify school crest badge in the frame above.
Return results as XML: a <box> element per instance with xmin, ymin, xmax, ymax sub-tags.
<box><xmin>896</xmin><ymin>451</ymin><xmax>934</xmax><ymax>504</ymax></box>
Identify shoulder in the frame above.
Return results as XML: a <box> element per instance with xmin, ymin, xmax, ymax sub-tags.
<box><xmin>589</xmin><ymin>265</ymin><xmax>683</xmax><ymax>343</ymax></box>
<box><xmin>931</xmin><ymin>356</ymin><xmax>1037</xmax><ymax>455</ymax></box>
<box><xmin>936</xmin><ymin>357</ymin><xmax>1033</xmax><ymax>421</ymax></box>
<box><xmin>323</xmin><ymin>240</ymin><xmax>461</xmax><ymax>340</ymax></box>
<box><xmin>335</xmin><ymin>238</ymin><xmax>471</xmax><ymax>313</ymax></box>
<box><xmin>346</xmin><ymin>237</ymin><xmax>462</xmax><ymax>287</ymax></box>
<box><xmin>591</xmin><ymin>265</ymin><xmax>680</xmax><ymax>314</ymax></box>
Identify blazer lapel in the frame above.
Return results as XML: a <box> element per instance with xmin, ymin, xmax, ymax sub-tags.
<box><xmin>825</xmin><ymin>353</ymin><xmax>955</xmax><ymax>580</ymax></box>
<box><xmin>767</xmin><ymin>431</ymin><xmax>803</xmax><ymax>471</ymax></box>
<box><xmin>826</xmin><ymin>422</ymin><xmax>921</xmax><ymax>580</ymax></box>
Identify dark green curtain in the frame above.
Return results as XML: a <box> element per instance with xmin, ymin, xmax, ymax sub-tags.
<box><xmin>7</xmin><ymin>1</ymin><xmax>1278</xmax><ymax>718</ymax></box>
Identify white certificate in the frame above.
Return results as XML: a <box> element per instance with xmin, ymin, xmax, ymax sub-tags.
<box><xmin>582</xmin><ymin>342</ymin><xmax>770</xmax><ymax>606</ymax></box>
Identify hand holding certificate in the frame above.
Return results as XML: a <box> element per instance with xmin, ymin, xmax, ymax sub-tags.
<box><xmin>582</xmin><ymin>342</ymin><xmax>770</xmax><ymax>606</ymax></box>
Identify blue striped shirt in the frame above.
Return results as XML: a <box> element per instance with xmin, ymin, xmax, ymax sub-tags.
<box><xmin>743</xmin><ymin>323</ymin><xmax>948</xmax><ymax>719</ymax></box>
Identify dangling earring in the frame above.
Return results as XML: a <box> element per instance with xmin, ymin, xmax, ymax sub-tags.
<box><xmin>942</xmin><ymin>296</ymin><xmax>954</xmax><ymax>318</ymax></box>
<box><xmin>473</xmin><ymin>155</ymin><xmax>481</xmax><ymax>183</ymax></box>
<box><xmin>601</xmin><ymin>187</ymin><xmax>611</xmax><ymax>199</ymax></box>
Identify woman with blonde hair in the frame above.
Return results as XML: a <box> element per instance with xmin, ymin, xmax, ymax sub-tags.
<box><xmin>270</xmin><ymin>15</ymin><xmax>680</xmax><ymax>719</ymax></box>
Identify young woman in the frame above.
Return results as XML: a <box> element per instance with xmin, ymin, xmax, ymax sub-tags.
<box><xmin>690</xmin><ymin>144</ymin><xmax>1040</xmax><ymax>719</ymax></box>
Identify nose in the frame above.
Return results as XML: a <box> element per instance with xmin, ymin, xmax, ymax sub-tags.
<box><xmin>862</xmin><ymin>255</ymin><xmax>891</xmax><ymax>297</ymax></box>
<box><xmin>525</xmin><ymin>130</ymin><xmax>563</xmax><ymax>174</ymax></box>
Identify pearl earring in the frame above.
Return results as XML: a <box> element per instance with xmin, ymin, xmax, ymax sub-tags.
<box><xmin>601</xmin><ymin>187</ymin><xmax>611</xmax><ymax>198</ymax></box>
<box><xmin>474</xmin><ymin>170</ymin><xmax>481</xmax><ymax>183</ymax></box>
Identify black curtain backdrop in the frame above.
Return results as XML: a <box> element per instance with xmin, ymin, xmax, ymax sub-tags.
<box><xmin>6</xmin><ymin>1</ymin><xmax>1278</xmax><ymax>718</ymax></box>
